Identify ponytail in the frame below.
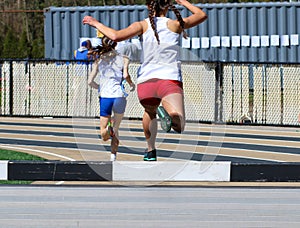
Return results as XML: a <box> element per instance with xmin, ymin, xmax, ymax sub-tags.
<box><xmin>146</xmin><ymin>0</ymin><xmax>188</xmax><ymax>43</ymax></box>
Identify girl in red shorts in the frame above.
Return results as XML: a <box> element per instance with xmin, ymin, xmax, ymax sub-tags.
<box><xmin>83</xmin><ymin>0</ymin><xmax>207</xmax><ymax>161</ymax></box>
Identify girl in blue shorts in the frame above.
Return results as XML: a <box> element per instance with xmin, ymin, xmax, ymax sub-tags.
<box><xmin>88</xmin><ymin>36</ymin><xmax>135</xmax><ymax>161</ymax></box>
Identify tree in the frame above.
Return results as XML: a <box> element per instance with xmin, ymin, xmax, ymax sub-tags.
<box><xmin>2</xmin><ymin>27</ymin><xmax>19</xmax><ymax>58</ymax></box>
<box><xmin>31</xmin><ymin>38</ymin><xmax>44</xmax><ymax>59</ymax></box>
<box><xmin>18</xmin><ymin>29</ymin><xmax>30</xmax><ymax>58</ymax></box>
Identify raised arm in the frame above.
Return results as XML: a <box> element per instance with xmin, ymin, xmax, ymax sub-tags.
<box><xmin>82</xmin><ymin>16</ymin><xmax>145</xmax><ymax>42</ymax></box>
<box><xmin>176</xmin><ymin>0</ymin><xmax>207</xmax><ymax>29</ymax></box>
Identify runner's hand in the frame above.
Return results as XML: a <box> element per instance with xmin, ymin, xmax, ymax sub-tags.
<box><xmin>130</xmin><ymin>84</ymin><xmax>136</xmax><ymax>92</ymax></box>
<box><xmin>82</xmin><ymin>16</ymin><xmax>98</xmax><ymax>27</ymax></box>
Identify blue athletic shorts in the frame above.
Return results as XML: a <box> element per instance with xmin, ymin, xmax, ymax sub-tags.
<box><xmin>99</xmin><ymin>97</ymin><xmax>127</xmax><ymax>116</ymax></box>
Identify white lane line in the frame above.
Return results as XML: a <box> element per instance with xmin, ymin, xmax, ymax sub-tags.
<box><xmin>0</xmin><ymin>144</ymin><xmax>75</xmax><ymax>161</ymax></box>
<box><xmin>0</xmin><ymin>145</ymin><xmax>74</xmax><ymax>185</ymax></box>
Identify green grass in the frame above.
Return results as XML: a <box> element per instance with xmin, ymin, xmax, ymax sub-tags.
<box><xmin>0</xmin><ymin>149</ymin><xmax>46</xmax><ymax>185</ymax></box>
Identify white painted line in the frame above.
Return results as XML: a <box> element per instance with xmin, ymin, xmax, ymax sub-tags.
<box><xmin>113</xmin><ymin>161</ymin><xmax>231</xmax><ymax>181</ymax></box>
<box><xmin>55</xmin><ymin>181</ymin><xmax>65</xmax><ymax>185</ymax></box>
<box><xmin>0</xmin><ymin>161</ymin><xmax>8</xmax><ymax>180</ymax></box>
<box><xmin>43</xmin><ymin>117</ymin><xmax>53</xmax><ymax>119</ymax></box>
<box><xmin>0</xmin><ymin>144</ymin><xmax>75</xmax><ymax>161</ymax></box>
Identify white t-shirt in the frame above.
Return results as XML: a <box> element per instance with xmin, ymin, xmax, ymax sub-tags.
<box><xmin>96</xmin><ymin>51</ymin><xmax>125</xmax><ymax>98</ymax></box>
<box><xmin>137</xmin><ymin>17</ymin><xmax>182</xmax><ymax>84</ymax></box>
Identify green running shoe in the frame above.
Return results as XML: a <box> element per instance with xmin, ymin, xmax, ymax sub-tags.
<box><xmin>143</xmin><ymin>150</ymin><xmax>148</xmax><ymax>161</ymax></box>
<box><xmin>107</xmin><ymin>121</ymin><xmax>115</xmax><ymax>137</ymax></box>
<box><xmin>157</xmin><ymin>106</ymin><xmax>172</xmax><ymax>133</ymax></box>
<box><xmin>143</xmin><ymin>149</ymin><xmax>157</xmax><ymax>161</ymax></box>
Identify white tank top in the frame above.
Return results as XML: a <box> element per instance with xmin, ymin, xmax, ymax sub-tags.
<box><xmin>137</xmin><ymin>17</ymin><xmax>182</xmax><ymax>84</ymax></box>
<box><xmin>97</xmin><ymin>51</ymin><xmax>124</xmax><ymax>98</ymax></box>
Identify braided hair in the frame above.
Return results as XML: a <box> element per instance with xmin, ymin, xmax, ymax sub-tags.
<box><xmin>88</xmin><ymin>36</ymin><xmax>117</xmax><ymax>60</ymax></box>
<box><xmin>146</xmin><ymin>0</ymin><xmax>188</xmax><ymax>44</ymax></box>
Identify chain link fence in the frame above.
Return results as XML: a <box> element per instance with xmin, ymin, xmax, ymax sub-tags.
<box><xmin>221</xmin><ymin>63</ymin><xmax>300</xmax><ymax>126</ymax></box>
<box><xmin>1</xmin><ymin>60</ymin><xmax>299</xmax><ymax>126</ymax></box>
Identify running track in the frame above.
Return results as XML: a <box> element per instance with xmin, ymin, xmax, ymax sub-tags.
<box><xmin>2</xmin><ymin>117</ymin><xmax>300</xmax><ymax>227</ymax></box>
<box><xmin>1</xmin><ymin>117</ymin><xmax>300</xmax><ymax>163</ymax></box>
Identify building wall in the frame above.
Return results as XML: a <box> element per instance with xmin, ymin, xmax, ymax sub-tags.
<box><xmin>44</xmin><ymin>2</ymin><xmax>300</xmax><ymax>62</ymax></box>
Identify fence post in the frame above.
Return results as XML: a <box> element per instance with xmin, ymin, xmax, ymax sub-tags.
<box><xmin>280</xmin><ymin>65</ymin><xmax>284</xmax><ymax>125</ymax></box>
<box><xmin>9</xmin><ymin>61</ymin><xmax>13</xmax><ymax>116</ymax></box>
<box><xmin>85</xmin><ymin>63</ymin><xmax>89</xmax><ymax>117</ymax></box>
<box><xmin>0</xmin><ymin>61</ymin><xmax>2</xmax><ymax>115</ymax></box>
<box><xmin>27</xmin><ymin>61</ymin><xmax>32</xmax><ymax>115</ymax></box>
<box><xmin>66</xmin><ymin>63</ymin><xmax>70</xmax><ymax>116</ymax></box>
<box><xmin>214</xmin><ymin>62</ymin><xmax>224</xmax><ymax>123</ymax></box>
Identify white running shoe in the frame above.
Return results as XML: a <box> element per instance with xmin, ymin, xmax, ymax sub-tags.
<box><xmin>110</xmin><ymin>153</ymin><xmax>116</xmax><ymax>161</ymax></box>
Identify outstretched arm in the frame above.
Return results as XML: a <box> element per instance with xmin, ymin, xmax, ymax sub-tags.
<box><xmin>176</xmin><ymin>0</ymin><xmax>207</xmax><ymax>29</ymax></box>
<box><xmin>82</xmin><ymin>16</ymin><xmax>145</xmax><ymax>42</ymax></box>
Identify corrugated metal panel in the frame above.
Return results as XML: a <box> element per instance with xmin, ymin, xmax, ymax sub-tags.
<box><xmin>44</xmin><ymin>2</ymin><xmax>300</xmax><ymax>63</ymax></box>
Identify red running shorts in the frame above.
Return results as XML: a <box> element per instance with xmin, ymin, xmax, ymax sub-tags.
<box><xmin>137</xmin><ymin>79</ymin><xmax>183</xmax><ymax>106</ymax></box>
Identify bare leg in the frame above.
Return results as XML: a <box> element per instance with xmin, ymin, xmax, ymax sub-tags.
<box><xmin>162</xmin><ymin>93</ymin><xmax>185</xmax><ymax>133</ymax></box>
<box><xmin>111</xmin><ymin>113</ymin><xmax>124</xmax><ymax>154</ymax></box>
<box><xmin>100</xmin><ymin>116</ymin><xmax>110</xmax><ymax>141</ymax></box>
<box><xmin>142</xmin><ymin>105</ymin><xmax>158</xmax><ymax>151</ymax></box>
